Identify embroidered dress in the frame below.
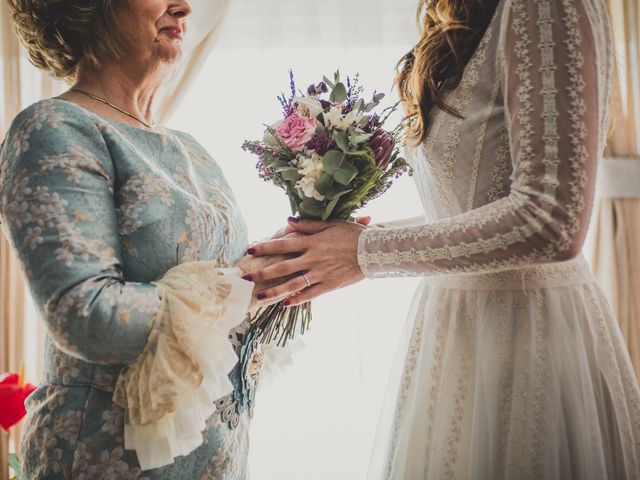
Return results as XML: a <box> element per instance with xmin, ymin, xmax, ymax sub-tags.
<box><xmin>0</xmin><ymin>98</ymin><xmax>268</xmax><ymax>479</ymax></box>
<box><xmin>360</xmin><ymin>0</ymin><xmax>640</xmax><ymax>478</ymax></box>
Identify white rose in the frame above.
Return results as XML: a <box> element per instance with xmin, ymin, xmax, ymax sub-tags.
<box><xmin>294</xmin><ymin>96</ymin><xmax>324</xmax><ymax>118</ymax></box>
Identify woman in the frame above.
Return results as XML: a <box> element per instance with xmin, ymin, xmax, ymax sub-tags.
<box><xmin>248</xmin><ymin>0</ymin><xmax>640</xmax><ymax>478</ymax></box>
<box><xmin>1</xmin><ymin>0</ymin><xmax>286</xmax><ymax>478</ymax></box>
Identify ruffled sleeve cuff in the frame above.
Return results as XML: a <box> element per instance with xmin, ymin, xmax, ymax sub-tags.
<box><xmin>112</xmin><ymin>262</ymin><xmax>253</xmax><ymax>471</ymax></box>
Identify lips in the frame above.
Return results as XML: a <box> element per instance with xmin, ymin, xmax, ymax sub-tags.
<box><xmin>160</xmin><ymin>26</ymin><xmax>183</xmax><ymax>40</ymax></box>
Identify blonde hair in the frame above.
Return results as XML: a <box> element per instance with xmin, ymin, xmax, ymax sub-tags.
<box><xmin>396</xmin><ymin>0</ymin><xmax>499</xmax><ymax>145</ymax></box>
<box><xmin>8</xmin><ymin>0</ymin><xmax>128</xmax><ymax>81</ymax></box>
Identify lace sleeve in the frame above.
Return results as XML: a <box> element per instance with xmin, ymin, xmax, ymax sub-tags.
<box><xmin>357</xmin><ymin>0</ymin><xmax>613</xmax><ymax>278</ymax></box>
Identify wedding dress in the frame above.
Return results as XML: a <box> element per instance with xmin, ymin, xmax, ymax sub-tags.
<box><xmin>358</xmin><ymin>0</ymin><xmax>640</xmax><ymax>478</ymax></box>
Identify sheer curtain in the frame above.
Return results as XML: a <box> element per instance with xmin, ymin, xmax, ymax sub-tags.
<box><xmin>0</xmin><ymin>2</ymin><xmax>227</xmax><ymax>479</ymax></box>
<box><xmin>168</xmin><ymin>1</ymin><xmax>420</xmax><ymax>479</ymax></box>
<box><xmin>588</xmin><ymin>0</ymin><xmax>640</xmax><ymax>379</ymax></box>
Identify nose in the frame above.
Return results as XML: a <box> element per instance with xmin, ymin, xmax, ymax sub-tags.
<box><xmin>168</xmin><ymin>1</ymin><xmax>192</xmax><ymax>19</ymax></box>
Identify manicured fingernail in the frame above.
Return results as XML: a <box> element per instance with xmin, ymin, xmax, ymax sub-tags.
<box><xmin>242</xmin><ymin>274</ymin><xmax>253</xmax><ymax>282</ymax></box>
<box><xmin>283</xmin><ymin>300</ymin><xmax>292</xmax><ymax>307</ymax></box>
<box><xmin>288</xmin><ymin>216</ymin><xmax>300</xmax><ymax>223</ymax></box>
<box><xmin>257</xmin><ymin>292</ymin><xmax>267</xmax><ymax>300</ymax></box>
<box><xmin>247</xmin><ymin>248</ymin><xmax>256</xmax><ymax>255</ymax></box>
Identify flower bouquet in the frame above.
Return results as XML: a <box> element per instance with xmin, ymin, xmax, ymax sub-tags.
<box><xmin>242</xmin><ymin>70</ymin><xmax>411</xmax><ymax>346</ymax></box>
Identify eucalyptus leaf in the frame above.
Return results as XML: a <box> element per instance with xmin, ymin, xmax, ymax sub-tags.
<box><xmin>373</xmin><ymin>92</ymin><xmax>386</xmax><ymax>102</ymax></box>
<box><xmin>314</xmin><ymin>172</ymin><xmax>334</xmax><ymax>195</ymax></box>
<box><xmin>333</xmin><ymin>161</ymin><xmax>359</xmax><ymax>185</ymax></box>
<box><xmin>322</xmin><ymin>188</ymin><xmax>353</xmax><ymax>220</ymax></box>
<box><xmin>290</xmin><ymin>196</ymin><xmax>300</xmax><ymax>216</ymax></box>
<box><xmin>326</xmin><ymin>186</ymin><xmax>353</xmax><ymax>200</ymax></box>
<box><xmin>330</xmin><ymin>82</ymin><xmax>348</xmax><ymax>104</ymax></box>
<box><xmin>299</xmin><ymin>199</ymin><xmax>325</xmax><ymax>219</ymax></box>
<box><xmin>280</xmin><ymin>168</ymin><xmax>301</xmax><ymax>182</ymax></box>
<box><xmin>323</xmin><ymin>76</ymin><xmax>335</xmax><ymax>89</ymax></box>
<box><xmin>350</xmin><ymin>132</ymin><xmax>373</xmax><ymax>145</ymax></box>
<box><xmin>322</xmin><ymin>196</ymin><xmax>340</xmax><ymax>221</ymax></box>
<box><xmin>358</xmin><ymin>116</ymin><xmax>370</xmax><ymax>128</ymax></box>
<box><xmin>365</xmin><ymin>102</ymin><xmax>378</xmax><ymax>112</ymax></box>
<box><xmin>354</xmin><ymin>98</ymin><xmax>365</xmax><ymax>113</ymax></box>
<box><xmin>323</xmin><ymin>150</ymin><xmax>344</xmax><ymax>174</ymax></box>
<box><xmin>333</xmin><ymin>130</ymin><xmax>350</xmax><ymax>152</ymax></box>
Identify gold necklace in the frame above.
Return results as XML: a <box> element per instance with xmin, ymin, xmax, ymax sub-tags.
<box><xmin>69</xmin><ymin>88</ymin><xmax>157</xmax><ymax>129</ymax></box>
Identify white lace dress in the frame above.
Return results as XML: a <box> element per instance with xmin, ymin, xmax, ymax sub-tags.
<box><xmin>358</xmin><ymin>0</ymin><xmax>640</xmax><ymax>478</ymax></box>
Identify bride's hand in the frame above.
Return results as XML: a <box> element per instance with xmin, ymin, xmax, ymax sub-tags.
<box><xmin>245</xmin><ymin>217</ymin><xmax>368</xmax><ymax>307</ymax></box>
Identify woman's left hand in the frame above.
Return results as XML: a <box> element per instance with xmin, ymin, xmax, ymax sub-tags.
<box><xmin>245</xmin><ymin>217</ymin><xmax>368</xmax><ymax>306</ymax></box>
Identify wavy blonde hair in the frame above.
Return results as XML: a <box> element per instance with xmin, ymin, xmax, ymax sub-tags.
<box><xmin>397</xmin><ymin>0</ymin><xmax>499</xmax><ymax>145</ymax></box>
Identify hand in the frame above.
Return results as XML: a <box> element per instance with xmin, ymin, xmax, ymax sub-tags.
<box><xmin>236</xmin><ymin>252</ymin><xmax>298</xmax><ymax>310</ymax></box>
<box><xmin>271</xmin><ymin>215</ymin><xmax>371</xmax><ymax>239</ymax></box>
<box><xmin>245</xmin><ymin>217</ymin><xmax>368</xmax><ymax>306</ymax></box>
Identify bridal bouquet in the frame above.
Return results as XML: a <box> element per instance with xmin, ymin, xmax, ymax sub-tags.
<box><xmin>242</xmin><ymin>70</ymin><xmax>411</xmax><ymax>345</ymax></box>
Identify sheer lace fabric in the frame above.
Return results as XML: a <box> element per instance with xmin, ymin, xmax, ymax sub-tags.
<box><xmin>363</xmin><ymin>0</ymin><xmax>640</xmax><ymax>478</ymax></box>
<box><xmin>113</xmin><ymin>264</ymin><xmax>253</xmax><ymax>470</ymax></box>
<box><xmin>358</xmin><ymin>0</ymin><xmax>612</xmax><ymax>278</ymax></box>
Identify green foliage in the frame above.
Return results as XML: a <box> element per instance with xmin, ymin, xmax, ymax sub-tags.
<box><xmin>330</xmin><ymin>82</ymin><xmax>348</xmax><ymax>103</ymax></box>
<box><xmin>9</xmin><ymin>453</ymin><xmax>20</xmax><ymax>480</ymax></box>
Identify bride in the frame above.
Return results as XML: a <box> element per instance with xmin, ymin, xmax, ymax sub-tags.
<box><xmin>247</xmin><ymin>0</ymin><xmax>640</xmax><ymax>477</ymax></box>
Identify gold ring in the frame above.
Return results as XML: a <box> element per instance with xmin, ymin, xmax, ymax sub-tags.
<box><xmin>302</xmin><ymin>273</ymin><xmax>311</xmax><ymax>288</ymax></box>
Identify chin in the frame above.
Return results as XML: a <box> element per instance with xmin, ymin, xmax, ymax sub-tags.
<box><xmin>156</xmin><ymin>45</ymin><xmax>183</xmax><ymax>65</ymax></box>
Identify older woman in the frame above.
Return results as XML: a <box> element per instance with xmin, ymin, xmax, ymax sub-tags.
<box><xmin>1</xmin><ymin>0</ymin><xmax>284</xmax><ymax>478</ymax></box>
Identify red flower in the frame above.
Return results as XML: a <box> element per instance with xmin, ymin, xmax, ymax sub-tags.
<box><xmin>0</xmin><ymin>371</ymin><xmax>36</xmax><ymax>431</ymax></box>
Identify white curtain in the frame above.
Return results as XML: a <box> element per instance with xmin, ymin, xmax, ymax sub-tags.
<box><xmin>586</xmin><ymin>0</ymin><xmax>640</xmax><ymax>380</ymax></box>
<box><xmin>168</xmin><ymin>1</ymin><xmax>421</xmax><ymax>479</ymax></box>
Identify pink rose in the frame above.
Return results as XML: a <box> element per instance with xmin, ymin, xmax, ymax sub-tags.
<box><xmin>276</xmin><ymin>112</ymin><xmax>317</xmax><ymax>152</ymax></box>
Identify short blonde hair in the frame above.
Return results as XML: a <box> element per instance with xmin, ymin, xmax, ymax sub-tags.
<box><xmin>8</xmin><ymin>0</ymin><xmax>128</xmax><ymax>81</ymax></box>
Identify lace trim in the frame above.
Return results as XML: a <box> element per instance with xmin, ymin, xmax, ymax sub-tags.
<box><xmin>466</xmin><ymin>73</ymin><xmax>502</xmax><ymax>210</ymax></box>
<box><xmin>558</xmin><ymin>0</ymin><xmax>589</xmax><ymax>252</ymax></box>
<box><xmin>439</xmin><ymin>21</ymin><xmax>495</xmax><ymax>215</ymax></box>
<box><xmin>441</xmin><ymin>292</ymin><xmax>476</xmax><ymax>479</ymax></box>
<box><xmin>112</xmin><ymin>263</ymin><xmax>253</xmax><ymax>470</ymax></box>
<box><xmin>487</xmin><ymin>128</ymin><xmax>511</xmax><ymax>202</ymax></box>
<box><xmin>585</xmin><ymin>283</ymin><xmax>640</xmax><ymax>473</ymax></box>
<box><xmin>383</xmin><ymin>289</ymin><xmax>429</xmax><ymax>478</ymax></box>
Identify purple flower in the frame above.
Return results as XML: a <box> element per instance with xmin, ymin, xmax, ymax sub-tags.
<box><xmin>307</xmin><ymin>82</ymin><xmax>330</xmax><ymax>96</ymax></box>
<box><xmin>369</xmin><ymin>127</ymin><xmax>395</xmax><ymax>169</ymax></box>
<box><xmin>307</xmin><ymin>132</ymin><xmax>334</xmax><ymax>156</ymax></box>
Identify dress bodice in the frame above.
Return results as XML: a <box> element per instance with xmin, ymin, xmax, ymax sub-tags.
<box><xmin>358</xmin><ymin>0</ymin><xmax>613</xmax><ymax>278</ymax></box>
<box><xmin>0</xmin><ymin>98</ymin><xmax>257</xmax><ymax>478</ymax></box>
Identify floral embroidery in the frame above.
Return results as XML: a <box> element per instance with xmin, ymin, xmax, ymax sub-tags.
<box><xmin>117</xmin><ymin>172</ymin><xmax>174</xmax><ymax>235</ymax></box>
<box><xmin>357</xmin><ymin>0</ymin><xmax>612</xmax><ymax>280</ymax></box>
<box><xmin>1</xmin><ymin>94</ymin><xmax>252</xmax><ymax>477</ymax></box>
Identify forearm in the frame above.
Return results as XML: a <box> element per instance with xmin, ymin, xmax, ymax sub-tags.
<box><xmin>45</xmin><ymin>275</ymin><xmax>161</xmax><ymax>364</ymax></box>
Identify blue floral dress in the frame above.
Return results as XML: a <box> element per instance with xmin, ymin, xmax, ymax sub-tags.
<box><xmin>0</xmin><ymin>99</ymin><xmax>261</xmax><ymax>479</ymax></box>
